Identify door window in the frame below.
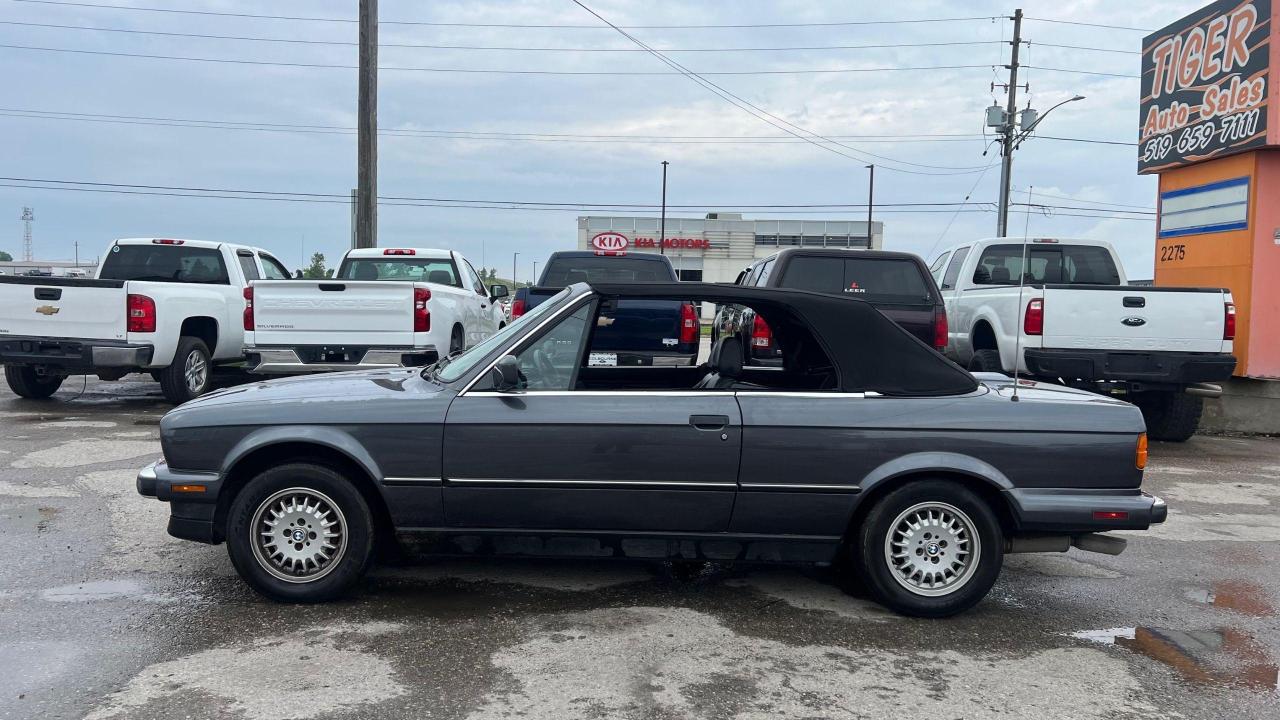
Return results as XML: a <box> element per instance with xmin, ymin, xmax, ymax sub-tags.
<box><xmin>753</xmin><ymin>259</ymin><xmax>776</xmax><ymax>286</ymax></box>
<box><xmin>237</xmin><ymin>254</ymin><xmax>261</xmax><ymax>281</ymax></box>
<box><xmin>928</xmin><ymin>251</ymin><xmax>950</xmax><ymax>284</ymax></box>
<box><xmin>512</xmin><ymin>304</ymin><xmax>593</xmax><ymax>390</ymax></box>
<box><xmin>941</xmin><ymin>247</ymin><xmax>970</xmax><ymax>290</ymax></box>
<box><xmin>260</xmin><ymin>254</ymin><xmax>291</xmax><ymax>279</ymax></box>
<box><xmin>462</xmin><ymin>259</ymin><xmax>487</xmax><ymax>295</ymax></box>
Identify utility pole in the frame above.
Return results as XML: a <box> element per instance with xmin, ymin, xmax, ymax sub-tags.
<box><xmin>996</xmin><ymin>8</ymin><xmax>1023</xmax><ymax>238</ymax></box>
<box><xmin>865</xmin><ymin>164</ymin><xmax>875</xmax><ymax>247</ymax></box>
<box><xmin>21</xmin><ymin>207</ymin><xmax>33</xmax><ymax>262</ymax></box>
<box><xmin>512</xmin><ymin>252</ymin><xmax>520</xmax><ymax>287</ymax></box>
<box><xmin>355</xmin><ymin>0</ymin><xmax>378</xmax><ymax>248</ymax></box>
<box><xmin>659</xmin><ymin>161</ymin><xmax>669</xmax><ymax>255</ymax></box>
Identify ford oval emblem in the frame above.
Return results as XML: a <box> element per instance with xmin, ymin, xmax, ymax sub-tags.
<box><xmin>1121</xmin><ymin>316</ymin><xmax>1147</xmax><ymax>327</ymax></box>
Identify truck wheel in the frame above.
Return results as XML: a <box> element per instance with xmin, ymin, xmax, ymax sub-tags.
<box><xmin>225</xmin><ymin>462</ymin><xmax>375</xmax><ymax>603</ymax></box>
<box><xmin>968</xmin><ymin>348</ymin><xmax>1004</xmax><ymax>374</ymax></box>
<box><xmin>450</xmin><ymin>326</ymin><xmax>464</xmax><ymax>355</ymax></box>
<box><xmin>1136</xmin><ymin>392</ymin><xmax>1203</xmax><ymax>442</ymax></box>
<box><xmin>854</xmin><ymin>479</ymin><xmax>1003</xmax><ymax>617</ymax></box>
<box><xmin>4</xmin><ymin>365</ymin><xmax>63</xmax><ymax>399</ymax></box>
<box><xmin>158</xmin><ymin>336</ymin><xmax>212</xmax><ymax>404</ymax></box>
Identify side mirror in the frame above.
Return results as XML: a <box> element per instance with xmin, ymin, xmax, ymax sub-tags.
<box><xmin>489</xmin><ymin>284</ymin><xmax>510</xmax><ymax>300</ymax></box>
<box><xmin>489</xmin><ymin>354</ymin><xmax>520</xmax><ymax>391</ymax></box>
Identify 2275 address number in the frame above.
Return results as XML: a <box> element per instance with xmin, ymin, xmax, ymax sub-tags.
<box><xmin>1159</xmin><ymin>244</ymin><xmax>1186</xmax><ymax>262</ymax></box>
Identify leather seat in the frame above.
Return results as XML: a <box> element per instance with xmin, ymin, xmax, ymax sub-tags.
<box><xmin>427</xmin><ymin>269</ymin><xmax>454</xmax><ymax>285</ymax></box>
<box><xmin>353</xmin><ymin>263</ymin><xmax>379</xmax><ymax>281</ymax></box>
<box><xmin>694</xmin><ymin>336</ymin><xmax>748</xmax><ymax>390</ymax></box>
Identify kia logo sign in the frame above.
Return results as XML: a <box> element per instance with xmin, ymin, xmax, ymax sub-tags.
<box><xmin>591</xmin><ymin>232</ymin><xmax>629</xmax><ymax>256</ymax></box>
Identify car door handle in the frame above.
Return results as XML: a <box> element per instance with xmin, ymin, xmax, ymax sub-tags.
<box><xmin>689</xmin><ymin>414</ymin><xmax>730</xmax><ymax>431</ymax></box>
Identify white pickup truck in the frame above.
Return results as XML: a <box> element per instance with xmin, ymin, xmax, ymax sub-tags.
<box><xmin>0</xmin><ymin>238</ymin><xmax>292</xmax><ymax>403</ymax></box>
<box><xmin>244</xmin><ymin>247</ymin><xmax>508</xmax><ymax>374</ymax></box>
<box><xmin>931</xmin><ymin>237</ymin><xmax>1237</xmax><ymax>441</ymax></box>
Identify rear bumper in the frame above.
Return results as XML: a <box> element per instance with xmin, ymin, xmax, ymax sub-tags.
<box><xmin>245</xmin><ymin>345</ymin><xmax>437</xmax><ymax>374</ymax></box>
<box><xmin>1005</xmin><ymin>487</ymin><xmax>1167</xmax><ymax>532</ymax></box>
<box><xmin>137</xmin><ymin>460</ymin><xmax>221</xmax><ymax>544</ymax></box>
<box><xmin>0</xmin><ymin>335</ymin><xmax>153</xmax><ymax>373</ymax></box>
<box><xmin>1024</xmin><ymin>348</ymin><xmax>1236</xmax><ymax>385</ymax></box>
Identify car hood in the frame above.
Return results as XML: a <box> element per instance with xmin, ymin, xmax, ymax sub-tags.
<box><xmin>164</xmin><ymin>367</ymin><xmax>450</xmax><ymax>429</ymax></box>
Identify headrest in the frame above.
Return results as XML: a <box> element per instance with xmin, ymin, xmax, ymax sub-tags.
<box><xmin>989</xmin><ymin>266</ymin><xmax>1011</xmax><ymax>284</ymax></box>
<box><xmin>709</xmin><ymin>336</ymin><xmax>744</xmax><ymax>379</ymax></box>
<box><xmin>353</xmin><ymin>263</ymin><xmax>379</xmax><ymax>281</ymax></box>
<box><xmin>565</xmin><ymin>269</ymin><xmax>589</xmax><ymax>284</ymax></box>
<box><xmin>428</xmin><ymin>270</ymin><xmax>454</xmax><ymax>285</ymax></box>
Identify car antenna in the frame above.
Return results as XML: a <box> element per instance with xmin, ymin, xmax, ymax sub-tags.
<box><xmin>1011</xmin><ymin>186</ymin><xmax>1034</xmax><ymax>402</ymax></box>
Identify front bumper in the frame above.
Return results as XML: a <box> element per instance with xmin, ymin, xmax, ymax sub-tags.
<box><xmin>245</xmin><ymin>345</ymin><xmax>437</xmax><ymax>374</ymax></box>
<box><xmin>137</xmin><ymin>460</ymin><xmax>221</xmax><ymax>543</ymax></box>
<box><xmin>0</xmin><ymin>335</ymin><xmax>153</xmax><ymax>373</ymax></box>
<box><xmin>1025</xmin><ymin>348</ymin><xmax>1236</xmax><ymax>385</ymax></box>
<box><xmin>1006</xmin><ymin>487</ymin><xmax>1167</xmax><ymax>532</ymax></box>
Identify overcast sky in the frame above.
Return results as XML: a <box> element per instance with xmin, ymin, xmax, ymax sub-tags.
<box><xmin>2</xmin><ymin>0</ymin><xmax>1207</xmax><ymax>280</ymax></box>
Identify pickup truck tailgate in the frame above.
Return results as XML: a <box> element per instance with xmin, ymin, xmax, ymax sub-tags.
<box><xmin>1041</xmin><ymin>286</ymin><xmax>1228</xmax><ymax>353</ymax></box>
<box><xmin>251</xmin><ymin>280</ymin><xmax>416</xmax><ymax>346</ymax></box>
<box><xmin>0</xmin><ymin>278</ymin><xmax>128</xmax><ymax>340</ymax></box>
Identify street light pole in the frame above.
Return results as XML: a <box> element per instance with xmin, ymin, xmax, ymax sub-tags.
<box><xmin>865</xmin><ymin>164</ymin><xmax>875</xmax><ymax>248</ymax></box>
<box><xmin>659</xmin><ymin>160</ymin><xmax>669</xmax><ymax>255</ymax></box>
<box><xmin>532</xmin><ymin>260</ymin><xmax>538</xmax><ymax>285</ymax></box>
<box><xmin>512</xmin><ymin>252</ymin><xmax>520</xmax><ymax>287</ymax></box>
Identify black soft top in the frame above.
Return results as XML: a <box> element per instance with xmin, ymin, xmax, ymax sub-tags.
<box><xmin>588</xmin><ymin>282</ymin><xmax>978</xmax><ymax>397</ymax></box>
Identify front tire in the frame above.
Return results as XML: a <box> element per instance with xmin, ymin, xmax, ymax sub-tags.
<box><xmin>4</xmin><ymin>365</ymin><xmax>63</xmax><ymax>399</ymax></box>
<box><xmin>158</xmin><ymin>336</ymin><xmax>211</xmax><ymax>404</ymax></box>
<box><xmin>1135</xmin><ymin>391</ymin><xmax>1202</xmax><ymax>442</ymax></box>
<box><xmin>226</xmin><ymin>463</ymin><xmax>374</xmax><ymax>602</ymax></box>
<box><xmin>968</xmin><ymin>348</ymin><xmax>1004</xmax><ymax>374</ymax></box>
<box><xmin>855</xmin><ymin>480</ymin><xmax>1003</xmax><ymax>617</ymax></box>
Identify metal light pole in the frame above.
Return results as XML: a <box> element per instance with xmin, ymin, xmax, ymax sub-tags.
<box><xmin>659</xmin><ymin>160</ymin><xmax>669</xmax><ymax>255</ymax></box>
<box><xmin>355</xmin><ymin>0</ymin><xmax>378</xmax><ymax>248</ymax></box>
<box><xmin>999</xmin><ymin>94</ymin><xmax>1085</xmax><ymax>233</ymax></box>
<box><xmin>532</xmin><ymin>260</ymin><xmax>539</xmax><ymax>285</ymax></box>
<box><xmin>512</xmin><ymin>252</ymin><xmax>520</xmax><ymax>287</ymax></box>
<box><xmin>865</xmin><ymin>164</ymin><xmax>875</xmax><ymax>247</ymax></box>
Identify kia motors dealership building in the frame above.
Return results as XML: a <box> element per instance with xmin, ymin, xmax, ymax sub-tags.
<box><xmin>576</xmin><ymin>213</ymin><xmax>884</xmax><ymax>285</ymax></box>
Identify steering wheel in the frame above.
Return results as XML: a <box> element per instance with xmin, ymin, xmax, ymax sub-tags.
<box><xmin>532</xmin><ymin>347</ymin><xmax>563</xmax><ymax>388</ymax></box>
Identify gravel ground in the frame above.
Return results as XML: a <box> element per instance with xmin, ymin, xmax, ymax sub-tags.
<box><xmin>0</xmin><ymin>376</ymin><xmax>1277</xmax><ymax>719</ymax></box>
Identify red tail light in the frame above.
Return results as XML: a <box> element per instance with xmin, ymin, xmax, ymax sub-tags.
<box><xmin>127</xmin><ymin>294</ymin><xmax>156</xmax><ymax>333</ymax></box>
<box><xmin>679</xmin><ymin>303</ymin><xmax>698</xmax><ymax>344</ymax></box>
<box><xmin>751</xmin><ymin>314</ymin><xmax>772</xmax><ymax>349</ymax></box>
<box><xmin>511</xmin><ymin>298</ymin><xmax>526</xmax><ymax>318</ymax></box>
<box><xmin>242</xmin><ymin>287</ymin><xmax>254</xmax><ymax>331</ymax></box>
<box><xmin>1224</xmin><ymin>302</ymin><xmax>1236</xmax><ymax>340</ymax></box>
<box><xmin>1093</xmin><ymin>511</ymin><xmax>1129</xmax><ymax>521</ymax></box>
<box><xmin>933</xmin><ymin>306</ymin><xmax>948</xmax><ymax>350</ymax></box>
<box><xmin>413</xmin><ymin>287</ymin><xmax>431</xmax><ymax>332</ymax></box>
<box><xmin>1023</xmin><ymin>298</ymin><xmax>1044</xmax><ymax>336</ymax></box>
<box><xmin>383</xmin><ymin>248</ymin><xmax>415</xmax><ymax>255</ymax></box>
<box><xmin>151</xmin><ymin>238</ymin><xmax>184</xmax><ymax>245</ymax></box>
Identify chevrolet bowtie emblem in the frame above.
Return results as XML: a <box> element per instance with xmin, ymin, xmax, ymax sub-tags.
<box><xmin>35</xmin><ymin>305</ymin><xmax>60</xmax><ymax>316</ymax></box>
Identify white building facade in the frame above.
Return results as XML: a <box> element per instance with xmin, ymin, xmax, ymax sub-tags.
<box><xmin>577</xmin><ymin>213</ymin><xmax>883</xmax><ymax>285</ymax></box>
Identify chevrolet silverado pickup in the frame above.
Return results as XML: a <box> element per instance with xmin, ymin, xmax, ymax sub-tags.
<box><xmin>0</xmin><ymin>238</ymin><xmax>288</xmax><ymax>403</ymax></box>
<box><xmin>931</xmin><ymin>237</ymin><xmax>1236</xmax><ymax>440</ymax></box>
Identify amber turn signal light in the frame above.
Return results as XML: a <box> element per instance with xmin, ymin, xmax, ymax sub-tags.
<box><xmin>1135</xmin><ymin>433</ymin><xmax>1148</xmax><ymax>470</ymax></box>
<box><xmin>171</xmin><ymin>484</ymin><xmax>207</xmax><ymax>494</ymax></box>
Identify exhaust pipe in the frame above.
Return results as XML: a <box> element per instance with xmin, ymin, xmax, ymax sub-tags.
<box><xmin>1072</xmin><ymin>533</ymin><xmax>1127</xmax><ymax>556</ymax></box>
<box><xmin>1185</xmin><ymin>383</ymin><xmax>1222</xmax><ymax>398</ymax></box>
<box><xmin>1004</xmin><ymin>533</ymin><xmax>1127</xmax><ymax>556</ymax></box>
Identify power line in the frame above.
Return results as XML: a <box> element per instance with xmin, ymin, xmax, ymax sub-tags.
<box><xmin>10</xmin><ymin>2</ymin><xmax>1001</xmax><ymax>29</ymax></box>
<box><xmin>1024</xmin><ymin>16</ymin><xmax>1152</xmax><ymax>32</ymax></box>
<box><xmin>0</xmin><ymin>22</ymin><xmax>1007</xmax><ymax>54</ymax></box>
<box><xmin>1011</xmin><ymin>187</ymin><xmax>1154</xmax><ymax>211</ymax></box>
<box><xmin>1028</xmin><ymin>41</ymin><xmax>1139</xmax><ymax>55</ymax></box>
<box><xmin>1025</xmin><ymin>65</ymin><xmax>1140</xmax><ymax>79</ymax></box>
<box><xmin>1034</xmin><ymin>135</ymin><xmax>1137</xmax><ymax>147</ymax></box>
<box><xmin>0</xmin><ymin>43</ymin><xmax>999</xmax><ymax>76</ymax></box>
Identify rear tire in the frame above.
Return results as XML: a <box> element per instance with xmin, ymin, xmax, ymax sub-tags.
<box><xmin>968</xmin><ymin>348</ymin><xmax>1005</xmax><ymax>374</ymax></box>
<box><xmin>158</xmin><ymin>336</ymin><xmax>211</xmax><ymax>404</ymax></box>
<box><xmin>4</xmin><ymin>365</ymin><xmax>63</xmax><ymax>399</ymax></box>
<box><xmin>225</xmin><ymin>462</ymin><xmax>374</xmax><ymax>603</ymax></box>
<box><xmin>1135</xmin><ymin>391</ymin><xmax>1203</xmax><ymax>442</ymax></box>
<box><xmin>855</xmin><ymin>480</ymin><xmax>1003</xmax><ymax>617</ymax></box>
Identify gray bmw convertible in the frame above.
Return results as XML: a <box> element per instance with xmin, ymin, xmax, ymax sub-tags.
<box><xmin>137</xmin><ymin>282</ymin><xmax>1165</xmax><ymax>617</ymax></box>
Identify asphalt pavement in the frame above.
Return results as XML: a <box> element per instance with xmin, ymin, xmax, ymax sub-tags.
<box><xmin>1</xmin><ymin>376</ymin><xmax>1278</xmax><ymax>719</ymax></box>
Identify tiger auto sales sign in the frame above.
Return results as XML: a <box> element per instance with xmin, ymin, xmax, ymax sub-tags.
<box><xmin>1138</xmin><ymin>0</ymin><xmax>1275</xmax><ymax>174</ymax></box>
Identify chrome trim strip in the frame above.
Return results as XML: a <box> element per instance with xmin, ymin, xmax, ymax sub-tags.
<box><xmin>734</xmin><ymin>391</ymin><xmax>867</xmax><ymax>398</ymax></box>
<box><xmin>382</xmin><ymin>476</ymin><xmax>443</xmax><ymax>486</ymax></box>
<box><xmin>740</xmin><ymin>483</ymin><xmax>863</xmax><ymax>492</ymax></box>
<box><xmin>464</xmin><ymin>390</ymin><xmax>735</xmax><ymax>398</ymax></box>
<box><xmin>447</xmin><ymin>478</ymin><xmax>736</xmax><ymax>488</ymax></box>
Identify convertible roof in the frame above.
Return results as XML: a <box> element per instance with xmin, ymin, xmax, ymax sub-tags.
<box><xmin>587</xmin><ymin>282</ymin><xmax>978</xmax><ymax>397</ymax></box>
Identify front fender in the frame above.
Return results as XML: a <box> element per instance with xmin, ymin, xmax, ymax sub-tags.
<box><xmin>221</xmin><ymin>424</ymin><xmax>384</xmax><ymax>482</ymax></box>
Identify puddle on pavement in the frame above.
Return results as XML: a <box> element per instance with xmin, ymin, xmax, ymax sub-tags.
<box><xmin>1187</xmin><ymin>580</ymin><xmax>1275</xmax><ymax>618</ymax></box>
<box><xmin>40</xmin><ymin>579</ymin><xmax>182</xmax><ymax>604</ymax></box>
<box><xmin>131</xmin><ymin>416</ymin><xmax>163</xmax><ymax>426</ymax></box>
<box><xmin>1071</xmin><ymin>626</ymin><xmax>1279</xmax><ymax>693</ymax></box>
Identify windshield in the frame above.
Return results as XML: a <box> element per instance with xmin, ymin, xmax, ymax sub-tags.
<box><xmin>434</xmin><ymin>287</ymin><xmax>574</xmax><ymax>382</ymax></box>
<box><xmin>338</xmin><ymin>257</ymin><xmax>460</xmax><ymax>286</ymax></box>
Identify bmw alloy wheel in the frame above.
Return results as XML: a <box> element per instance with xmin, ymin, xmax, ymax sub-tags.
<box><xmin>883</xmin><ymin>501</ymin><xmax>980</xmax><ymax>596</ymax></box>
<box><xmin>250</xmin><ymin>488</ymin><xmax>348</xmax><ymax>583</ymax></box>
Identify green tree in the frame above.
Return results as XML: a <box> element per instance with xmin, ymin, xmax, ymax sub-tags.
<box><xmin>303</xmin><ymin>252</ymin><xmax>327</xmax><ymax>279</ymax></box>
<box><xmin>0</xmin><ymin>250</ymin><xmax>12</xmax><ymax>261</ymax></box>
